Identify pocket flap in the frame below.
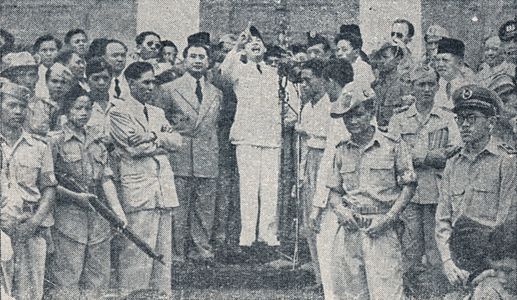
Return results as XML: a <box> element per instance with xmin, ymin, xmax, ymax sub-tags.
<box><xmin>340</xmin><ymin>162</ymin><xmax>357</xmax><ymax>173</ymax></box>
<box><xmin>370</xmin><ymin>158</ymin><xmax>393</xmax><ymax>170</ymax></box>
<box><xmin>62</xmin><ymin>154</ymin><xmax>82</xmax><ymax>163</ymax></box>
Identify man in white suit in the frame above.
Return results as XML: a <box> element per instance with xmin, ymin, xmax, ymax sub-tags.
<box><xmin>160</xmin><ymin>33</ymin><xmax>222</xmax><ymax>264</ymax></box>
<box><xmin>109</xmin><ymin>61</ymin><xmax>182</xmax><ymax>296</ymax></box>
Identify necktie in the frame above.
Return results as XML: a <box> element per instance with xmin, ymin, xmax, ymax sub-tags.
<box><xmin>446</xmin><ymin>82</ymin><xmax>452</xmax><ymax>99</ymax></box>
<box><xmin>114</xmin><ymin>78</ymin><xmax>121</xmax><ymax>98</ymax></box>
<box><xmin>256</xmin><ymin>64</ymin><xmax>262</xmax><ymax>74</ymax></box>
<box><xmin>143</xmin><ymin>105</ymin><xmax>149</xmax><ymax>122</ymax></box>
<box><xmin>195</xmin><ymin>78</ymin><xmax>203</xmax><ymax>103</ymax></box>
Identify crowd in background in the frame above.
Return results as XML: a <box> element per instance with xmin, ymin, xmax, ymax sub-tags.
<box><xmin>0</xmin><ymin>14</ymin><xmax>516</xmax><ymax>300</ymax></box>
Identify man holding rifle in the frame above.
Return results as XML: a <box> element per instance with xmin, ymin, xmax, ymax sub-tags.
<box><xmin>47</xmin><ymin>87</ymin><xmax>126</xmax><ymax>299</ymax></box>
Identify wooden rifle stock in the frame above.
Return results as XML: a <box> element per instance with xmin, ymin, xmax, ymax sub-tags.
<box><xmin>55</xmin><ymin>173</ymin><xmax>165</xmax><ymax>265</ymax></box>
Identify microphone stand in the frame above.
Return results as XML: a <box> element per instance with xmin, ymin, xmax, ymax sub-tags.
<box><xmin>277</xmin><ymin>74</ymin><xmax>302</xmax><ymax>270</ymax></box>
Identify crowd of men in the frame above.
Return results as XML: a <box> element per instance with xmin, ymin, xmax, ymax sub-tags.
<box><xmin>0</xmin><ymin>15</ymin><xmax>516</xmax><ymax>300</ymax></box>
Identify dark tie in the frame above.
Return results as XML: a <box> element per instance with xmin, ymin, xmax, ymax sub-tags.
<box><xmin>114</xmin><ymin>78</ymin><xmax>121</xmax><ymax>98</ymax></box>
<box><xmin>446</xmin><ymin>82</ymin><xmax>452</xmax><ymax>99</ymax></box>
<box><xmin>143</xmin><ymin>105</ymin><xmax>149</xmax><ymax>122</ymax></box>
<box><xmin>256</xmin><ymin>64</ymin><xmax>262</xmax><ymax>74</ymax></box>
<box><xmin>195</xmin><ymin>78</ymin><xmax>203</xmax><ymax>103</ymax></box>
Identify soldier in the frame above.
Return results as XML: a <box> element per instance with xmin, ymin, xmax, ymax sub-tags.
<box><xmin>109</xmin><ymin>61</ymin><xmax>182</xmax><ymax>296</ymax></box>
<box><xmin>499</xmin><ymin>19</ymin><xmax>517</xmax><ymax>65</ymax></box>
<box><xmin>388</xmin><ymin>65</ymin><xmax>461</xmax><ymax>291</ymax></box>
<box><xmin>422</xmin><ymin>25</ymin><xmax>449</xmax><ymax>66</ymax></box>
<box><xmin>0</xmin><ymin>81</ymin><xmax>57</xmax><ymax>300</ymax></box>
<box><xmin>48</xmin><ymin>89</ymin><xmax>126</xmax><ymax>299</ymax></box>
<box><xmin>25</xmin><ymin>63</ymin><xmax>75</xmax><ymax>135</ymax></box>
<box><xmin>0</xmin><ymin>52</ymin><xmax>39</xmax><ymax>93</ymax></box>
<box><xmin>435</xmin><ymin>85</ymin><xmax>517</xmax><ymax>290</ymax></box>
<box><xmin>325</xmin><ymin>84</ymin><xmax>417</xmax><ymax>299</ymax></box>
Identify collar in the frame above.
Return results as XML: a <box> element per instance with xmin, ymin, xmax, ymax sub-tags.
<box><xmin>127</xmin><ymin>94</ymin><xmax>146</xmax><ymax>110</ymax></box>
<box><xmin>405</xmin><ymin>103</ymin><xmax>443</xmax><ymax>118</ymax></box>
<box><xmin>0</xmin><ymin>129</ymin><xmax>34</xmax><ymax>149</ymax></box>
<box><xmin>345</xmin><ymin>126</ymin><xmax>383</xmax><ymax>150</ymax></box>
<box><xmin>459</xmin><ymin>137</ymin><xmax>499</xmax><ymax>159</ymax></box>
<box><xmin>63</xmin><ymin>123</ymin><xmax>86</xmax><ymax>143</ymax></box>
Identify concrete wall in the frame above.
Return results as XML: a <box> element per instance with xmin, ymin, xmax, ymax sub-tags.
<box><xmin>200</xmin><ymin>0</ymin><xmax>516</xmax><ymax>68</ymax></box>
<box><xmin>0</xmin><ymin>0</ymin><xmax>137</xmax><ymax>50</ymax></box>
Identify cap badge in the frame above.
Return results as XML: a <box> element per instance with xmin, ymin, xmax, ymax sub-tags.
<box><xmin>462</xmin><ymin>88</ymin><xmax>473</xmax><ymax>100</ymax></box>
<box><xmin>506</xmin><ymin>23</ymin><xmax>516</xmax><ymax>33</ymax></box>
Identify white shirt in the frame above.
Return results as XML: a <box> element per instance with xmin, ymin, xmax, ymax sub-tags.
<box><xmin>35</xmin><ymin>64</ymin><xmax>49</xmax><ymax>99</ymax></box>
<box><xmin>300</xmin><ymin>93</ymin><xmax>332</xmax><ymax>149</ymax></box>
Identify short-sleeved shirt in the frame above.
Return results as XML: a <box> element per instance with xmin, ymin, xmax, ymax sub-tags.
<box><xmin>326</xmin><ymin>128</ymin><xmax>417</xmax><ymax>210</ymax></box>
<box><xmin>0</xmin><ymin>130</ymin><xmax>57</xmax><ymax>226</ymax></box>
<box><xmin>435</xmin><ymin>139</ymin><xmax>517</xmax><ymax>261</ymax></box>
<box><xmin>50</xmin><ymin>123</ymin><xmax>114</xmax><ymax>244</ymax></box>
<box><xmin>25</xmin><ymin>96</ymin><xmax>64</xmax><ymax>136</ymax></box>
<box><xmin>388</xmin><ymin>104</ymin><xmax>461</xmax><ymax>204</ymax></box>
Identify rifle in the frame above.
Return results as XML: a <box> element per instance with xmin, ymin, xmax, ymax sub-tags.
<box><xmin>55</xmin><ymin>172</ymin><xmax>165</xmax><ymax>265</ymax></box>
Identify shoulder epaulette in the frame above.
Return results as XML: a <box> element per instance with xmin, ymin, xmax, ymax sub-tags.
<box><xmin>30</xmin><ymin>132</ymin><xmax>50</xmax><ymax>144</ymax></box>
<box><xmin>498</xmin><ymin>143</ymin><xmax>517</xmax><ymax>155</ymax></box>
<box><xmin>380</xmin><ymin>131</ymin><xmax>401</xmax><ymax>143</ymax></box>
<box><xmin>335</xmin><ymin>139</ymin><xmax>349</xmax><ymax>149</ymax></box>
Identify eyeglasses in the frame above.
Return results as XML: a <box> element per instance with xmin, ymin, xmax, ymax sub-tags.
<box><xmin>146</xmin><ymin>41</ymin><xmax>162</xmax><ymax>49</ymax></box>
<box><xmin>454</xmin><ymin>114</ymin><xmax>487</xmax><ymax>125</ymax></box>
<box><xmin>391</xmin><ymin>32</ymin><xmax>404</xmax><ymax>39</ymax></box>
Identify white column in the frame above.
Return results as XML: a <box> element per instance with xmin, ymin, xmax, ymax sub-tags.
<box><xmin>137</xmin><ymin>0</ymin><xmax>200</xmax><ymax>53</ymax></box>
<box><xmin>359</xmin><ymin>0</ymin><xmax>423</xmax><ymax>58</ymax></box>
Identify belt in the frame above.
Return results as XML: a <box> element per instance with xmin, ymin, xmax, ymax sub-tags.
<box><xmin>22</xmin><ymin>201</ymin><xmax>39</xmax><ymax>214</ymax></box>
<box><xmin>348</xmin><ymin>203</ymin><xmax>391</xmax><ymax>215</ymax></box>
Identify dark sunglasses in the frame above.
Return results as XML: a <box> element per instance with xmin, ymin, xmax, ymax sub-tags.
<box><xmin>391</xmin><ymin>32</ymin><xmax>404</xmax><ymax>39</ymax></box>
<box><xmin>146</xmin><ymin>41</ymin><xmax>162</xmax><ymax>49</ymax></box>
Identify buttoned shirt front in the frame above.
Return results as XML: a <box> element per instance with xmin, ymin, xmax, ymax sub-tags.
<box><xmin>50</xmin><ymin>123</ymin><xmax>113</xmax><ymax>244</ymax></box>
<box><xmin>435</xmin><ymin>139</ymin><xmax>517</xmax><ymax>261</ymax></box>
<box><xmin>389</xmin><ymin>104</ymin><xmax>461</xmax><ymax>204</ymax></box>
<box><xmin>300</xmin><ymin>93</ymin><xmax>332</xmax><ymax>149</ymax></box>
<box><xmin>221</xmin><ymin>50</ymin><xmax>282</xmax><ymax>148</ymax></box>
<box><xmin>0</xmin><ymin>130</ymin><xmax>57</xmax><ymax>226</ymax></box>
<box><xmin>35</xmin><ymin>64</ymin><xmax>50</xmax><ymax>99</ymax></box>
<box><xmin>327</xmin><ymin>128</ymin><xmax>416</xmax><ymax>209</ymax></box>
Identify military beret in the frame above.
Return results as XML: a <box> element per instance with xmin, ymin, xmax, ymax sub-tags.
<box><xmin>452</xmin><ymin>84</ymin><xmax>503</xmax><ymax>116</ymax></box>
<box><xmin>187</xmin><ymin>32</ymin><xmax>210</xmax><ymax>47</ymax></box>
<box><xmin>330</xmin><ymin>81</ymin><xmax>376</xmax><ymax>118</ymax></box>
<box><xmin>437</xmin><ymin>37</ymin><xmax>465</xmax><ymax>58</ymax></box>
<box><xmin>0</xmin><ymin>79</ymin><xmax>31</xmax><ymax>103</ymax></box>
<box><xmin>1</xmin><ymin>52</ymin><xmax>38</xmax><ymax>75</ymax></box>
<box><xmin>498</xmin><ymin>19</ymin><xmax>517</xmax><ymax>42</ymax></box>
<box><xmin>424</xmin><ymin>25</ymin><xmax>449</xmax><ymax>43</ymax></box>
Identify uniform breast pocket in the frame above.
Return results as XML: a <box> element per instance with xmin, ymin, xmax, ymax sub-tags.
<box><xmin>466</xmin><ymin>185</ymin><xmax>499</xmax><ymax>222</ymax></box>
<box><xmin>400</xmin><ymin>132</ymin><xmax>417</xmax><ymax>148</ymax></box>
<box><xmin>369</xmin><ymin>158</ymin><xmax>395</xmax><ymax>187</ymax></box>
<box><xmin>61</xmin><ymin>153</ymin><xmax>83</xmax><ymax>176</ymax></box>
<box><xmin>16</xmin><ymin>159</ymin><xmax>40</xmax><ymax>187</ymax></box>
<box><xmin>340</xmin><ymin>163</ymin><xmax>359</xmax><ymax>190</ymax></box>
<box><xmin>450</xmin><ymin>188</ymin><xmax>465</xmax><ymax>212</ymax></box>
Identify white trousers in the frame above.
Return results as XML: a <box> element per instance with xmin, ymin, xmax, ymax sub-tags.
<box><xmin>235</xmin><ymin>145</ymin><xmax>280</xmax><ymax>246</ymax></box>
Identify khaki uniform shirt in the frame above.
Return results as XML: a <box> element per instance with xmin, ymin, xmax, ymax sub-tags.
<box><xmin>0</xmin><ymin>131</ymin><xmax>57</xmax><ymax>226</ymax></box>
<box><xmin>327</xmin><ymin>128</ymin><xmax>417</xmax><ymax>210</ymax></box>
<box><xmin>435</xmin><ymin>139</ymin><xmax>517</xmax><ymax>261</ymax></box>
<box><xmin>49</xmin><ymin>124</ymin><xmax>113</xmax><ymax>244</ymax></box>
<box><xmin>388</xmin><ymin>104</ymin><xmax>461</xmax><ymax>204</ymax></box>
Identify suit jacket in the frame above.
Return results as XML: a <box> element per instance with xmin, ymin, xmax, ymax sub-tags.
<box><xmin>161</xmin><ymin>73</ymin><xmax>222</xmax><ymax>178</ymax></box>
<box><xmin>109</xmin><ymin>96</ymin><xmax>182</xmax><ymax>212</ymax></box>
